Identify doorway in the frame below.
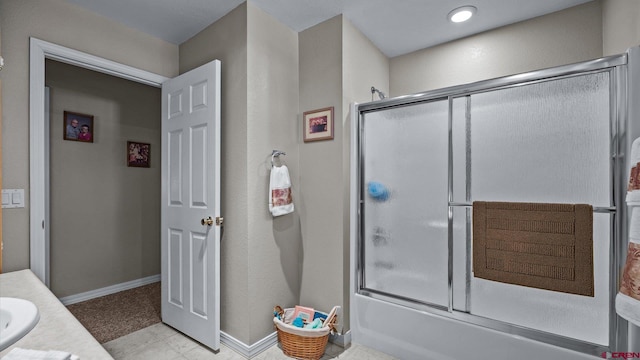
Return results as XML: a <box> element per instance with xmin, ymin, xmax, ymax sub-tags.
<box><xmin>30</xmin><ymin>38</ymin><xmax>223</xmax><ymax>352</ymax></box>
<box><xmin>29</xmin><ymin>38</ymin><xmax>168</xmax><ymax>287</ymax></box>
<box><xmin>45</xmin><ymin>59</ymin><xmax>161</xmax><ymax>298</ymax></box>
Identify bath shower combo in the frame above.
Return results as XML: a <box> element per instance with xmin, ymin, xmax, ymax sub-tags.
<box><xmin>351</xmin><ymin>47</ymin><xmax>640</xmax><ymax>359</ymax></box>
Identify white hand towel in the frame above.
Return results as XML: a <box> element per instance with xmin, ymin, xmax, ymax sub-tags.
<box><xmin>616</xmin><ymin>137</ymin><xmax>640</xmax><ymax>327</ymax></box>
<box><xmin>269</xmin><ymin>165</ymin><xmax>294</xmax><ymax>217</ymax></box>
<box><xmin>2</xmin><ymin>348</ymin><xmax>79</xmax><ymax>360</ymax></box>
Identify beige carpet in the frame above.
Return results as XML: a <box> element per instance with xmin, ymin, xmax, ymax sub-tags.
<box><xmin>66</xmin><ymin>282</ymin><xmax>161</xmax><ymax>344</ymax></box>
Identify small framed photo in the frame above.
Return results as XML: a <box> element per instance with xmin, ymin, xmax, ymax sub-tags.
<box><xmin>64</xmin><ymin>111</ymin><xmax>94</xmax><ymax>142</ymax></box>
<box><xmin>303</xmin><ymin>106</ymin><xmax>334</xmax><ymax>142</ymax></box>
<box><xmin>127</xmin><ymin>141</ymin><xmax>151</xmax><ymax>168</ymax></box>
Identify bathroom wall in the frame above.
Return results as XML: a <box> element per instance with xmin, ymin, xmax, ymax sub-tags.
<box><xmin>181</xmin><ymin>7</ymin><xmax>387</xmax><ymax>343</ymax></box>
<box><xmin>0</xmin><ymin>0</ymin><xmax>178</xmax><ymax>272</ymax></box>
<box><xmin>298</xmin><ymin>15</ymin><xmax>345</xmax><ymax>327</ymax></box>
<box><xmin>390</xmin><ymin>1</ymin><xmax>603</xmax><ymax>96</ymax></box>
<box><xmin>603</xmin><ymin>0</ymin><xmax>640</xmax><ymax>56</ymax></box>
<box><xmin>45</xmin><ymin>60</ymin><xmax>161</xmax><ymax>298</ymax></box>
<box><xmin>0</xmin><ymin>15</ymin><xmax>3</xmax><ymax>273</ymax></box>
<box><xmin>246</xmin><ymin>4</ymin><xmax>301</xmax><ymax>344</ymax></box>
<box><xmin>179</xmin><ymin>2</ymin><xmax>251</xmax><ymax>343</ymax></box>
<box><xmin>180</xmin><ymin>2</ymin><xmax>302</xmax><ymax>345</ymax></box>
<box><xmin>341</xmin><ymin>18</ymin><xmax>390</xmax><ymax>331</ymax></box>
<box><xmin>297</xmin><ymin>15</ymin><xmax>390</xmax><ymax>335</ymax></box>
<box><xmin>0</xmin><ymin>80</ymin><xmax>3</xmax><ymax>274</ymax></box>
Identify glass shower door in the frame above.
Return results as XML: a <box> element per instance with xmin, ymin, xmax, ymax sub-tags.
<box><xmin>355</xmin><ymin>52</ymin><xmax>629</xmax><ymax>355</ymax></box>
<box><xmin>452</xmin><ymin>71</ymin><xmax>612</xmax><ymax>345</ymax></box>
<box><xmin>360</xmin><ymin>99</ymin><xmax>449</xmax><ymax>307</ymax></box>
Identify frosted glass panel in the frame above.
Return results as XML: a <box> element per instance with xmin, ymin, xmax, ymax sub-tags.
<box><xmin>464</xmin><ymin>72</ymin><xmax>611</xmax><ymax>345</ymax></box>
<box><xmin>468</xmin><ymin>214</ymin><xmax>610</xmax><ymax>345</ymax></box>
<box><xmin>467</xmin><ymin>72</ymin><xmax>610</xmax><ymax>205</ymax></box>
<box><xmin>361</xmin><ymin>100</ymin><xmax>449</xmax><ymax>306</ymax></box>
<box><xmin>452</xmin><ymin>207</ymin><xmax>470</xmax><ymax>311</ymax></box>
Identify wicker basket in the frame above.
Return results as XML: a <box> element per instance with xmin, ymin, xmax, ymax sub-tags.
<box><xmin>273</xmin><ymin>308</ymin><xmax>337</xmax><ymax>360</ymax></box>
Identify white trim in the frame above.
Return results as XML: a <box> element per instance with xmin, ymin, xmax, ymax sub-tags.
<box><xmin>329</xmin><ymin>330</ymin><xmax>352</xmax><ymax>348</ymax></box>
<box><xmin>44</xmin><ymin>86</ymin><xmax>51</xmax><ymax>287</ymax></box>
<box><xmin>28</xmin><ymin>37</ymin><xmax>169</xmax><ymax>285</ymax></box>
<box><xmin>218</xmin><ymin>329</ymin><xmax>350</xmax><ymax>358</ymax></box>
<box><xmin>31</xmin><ymin>38</ymin><xmax>168</xmax><ymax>86</ymax></box>
<box><xmin>220</xmin><ymin>330</ymin><xmax>277</xmax><ymax>358</ymax></box>
<box><xmin>30</xmin><ymin>39</ymin><xmax>47</xmax><ymax>285</ymax></box>
<box><xmin>59</xmin><ymin>274</ymin><xmax>161</xmax><ymax>306</ymax></box>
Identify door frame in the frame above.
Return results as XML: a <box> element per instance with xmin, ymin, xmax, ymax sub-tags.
<box><xmin>29</xmin><ymin>37</ymin><xmax>169</xmax><ymax>286</ymax></box>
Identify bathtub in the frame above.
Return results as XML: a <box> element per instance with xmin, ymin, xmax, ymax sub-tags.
<box><xmin>351</xmin><ymin>292</ymin><xmax>608</xmax><ymax>360</ymax></box>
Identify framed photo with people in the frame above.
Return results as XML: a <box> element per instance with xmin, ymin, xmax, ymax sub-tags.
<box><xmin>63</xmin><ymin>111</ymin><xmax>94</xmax><ymax>143</ymax></box>
<box><xmin>127</xmin><ymin>141</ymin><xmax>151</xmax><ymax>168</ymax></box>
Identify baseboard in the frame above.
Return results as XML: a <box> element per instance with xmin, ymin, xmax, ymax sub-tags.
<box><xmin>329</xmin><ymin>330</ymin><xmax>351</xmax><ymax>348</ymax></box>
<box><xmin>59</xmin><ymin>274</ymin><xmax>161</xmax><ymax>306</ymax></box>
<box><xmin>220</xmin><ymin>330</ymin><xmax>277</xmax><ymax>358</ymax></box>
<box><xmin>220</xmin><ymin>328</ymin><xmax>350</xmax><ymax>358</ymax></box>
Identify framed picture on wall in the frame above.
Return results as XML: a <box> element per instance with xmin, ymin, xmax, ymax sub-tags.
<box><xmin>303</xmin><ymin>106</ymin><xmax>334</xmax><ymax>142</ymax></box>
<box><xmin>63</xmin><ymin>111</ymin><xmax>94</xmax><ymax>142</ymax></box>
<box><xmin>127</xmin><ymin>141</ymin><xmax>151</xmax><ymax>168</ymax></box>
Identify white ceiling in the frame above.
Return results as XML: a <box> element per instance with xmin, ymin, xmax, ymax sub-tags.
<box><xmin>64</xmin><ymin>0</ymin><xmax>594</xmax><ymax>58</ymax></box>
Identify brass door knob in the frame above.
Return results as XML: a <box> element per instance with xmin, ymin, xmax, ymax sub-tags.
<box><xmin>201</xmin><ymin>217</ymin><xmax>214</xmax><ymax>226</ymax></box>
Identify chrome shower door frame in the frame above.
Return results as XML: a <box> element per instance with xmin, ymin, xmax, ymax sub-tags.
<box><xmin>355</xmin><ymin>52</ymin><xmax>631</xmax><ymax>356</ymax></box>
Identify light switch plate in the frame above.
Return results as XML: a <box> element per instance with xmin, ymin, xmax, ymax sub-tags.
<box><xmin>2</xmin><ymin>189</ymin><xmax>25</xmax><ymax>208</ymax></box>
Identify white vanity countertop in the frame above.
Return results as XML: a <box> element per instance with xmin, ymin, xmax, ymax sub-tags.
<box><xmin>0</xmin><ymin>269</ymin><xmax>113</xmax><ymax>359</ymax></box>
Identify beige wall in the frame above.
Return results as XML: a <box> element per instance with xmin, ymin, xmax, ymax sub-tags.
<box><xmin>46</xmin><ymin>60</ymin><xmax>160</xmax><ymax>297</ymax></box>
<box><xmin>343</xmin><ymin>20</ymin><xmax>390</xmax><ymax>105</ymax></box>
<box><xmin>298</xmin><ymin>15</ymin><xmax>345</xmax><ymax>329</ymax></box>
<box><xmin>0</xmin><ymin>0</ymin><xmax>178</xmax><ymax>272</ymax></box>
<box><xmin>1</xmin><ymin>13</ymin><xmax>3</xmax><ymax>273</ymax></box>
<box><xmin>295</xmin><ymin>15</ymin><xmax>389</xmax><ymax>336</ymax></box>
<box><xmin>246</xmin><ymin>4</ymin><xmax>301</xmax><ymax>344</ymax></box>
<box><xmin>179</xmin><ymin>2</ymin><xmax>251</xmax><ymax>343</ymax></box>
<box><xmin>390</xmin><ymin>1</ymin><xmax>603</xmax><ymax>96</ymax></box>
<box><xmin>181</xmin><ymin>3</ymin><xmax>302</xmax><ymax>344</ymax></box>
<box><xmin>341</xmin><ymin>18</ymin><xmax>389</xmax><ymax>331</ymax></box>
<box><xmin>603</xmin><ymin>0</ymin><xmax>640</xmax><ymax>56</ymax></box>
<box><xmin>181</xmin><ymin>7</ymin><xmax>385</xmax><ymax>343</ymax></box>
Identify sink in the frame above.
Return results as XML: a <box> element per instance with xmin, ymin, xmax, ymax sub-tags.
<box><xmin>0</xmin><ymin>297</ymin><xmax>40</xmax><ymax>351</ymax></box>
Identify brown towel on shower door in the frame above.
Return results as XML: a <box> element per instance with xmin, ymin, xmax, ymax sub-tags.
<box><xmin>473</xmin><ymin>202</ymin><xmax>594</xmax><ymax>297</ymax></box>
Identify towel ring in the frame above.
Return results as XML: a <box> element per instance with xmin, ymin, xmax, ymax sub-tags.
<box><xmin>271</xmin><ymin>150</ymin><xmax>286</xmax><ymax>167</ymax></box>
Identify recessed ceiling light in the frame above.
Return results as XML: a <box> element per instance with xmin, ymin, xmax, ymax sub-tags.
<box><xmin>448</xmin><ymin>6</ymin><xmax>477</xmax><ymax>23</ymax></box>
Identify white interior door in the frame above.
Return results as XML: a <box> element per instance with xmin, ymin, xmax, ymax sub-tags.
<box><xmin>161</xmin><ymin>60</ymin><xmax>221</xmax><ymax>351</ymax></box>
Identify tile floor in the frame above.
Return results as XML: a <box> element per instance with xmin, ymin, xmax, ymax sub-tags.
<box><xmin>102</xmin><ymin>323</ymin><xmax>398</xmax><ymax>360</ymax></box>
